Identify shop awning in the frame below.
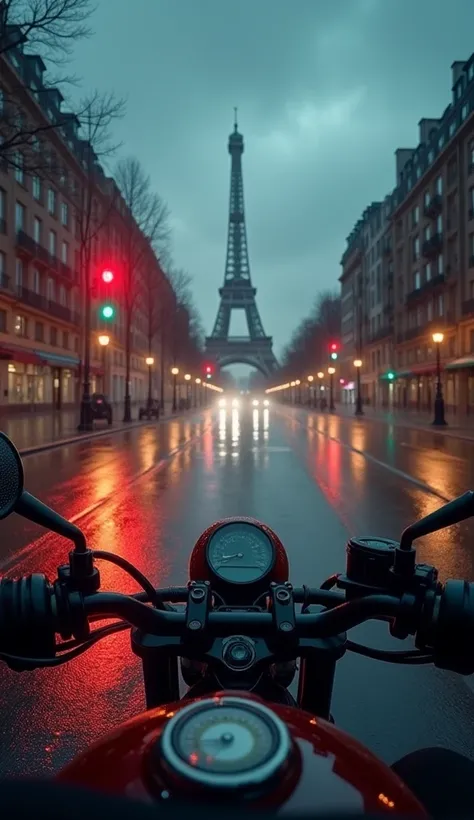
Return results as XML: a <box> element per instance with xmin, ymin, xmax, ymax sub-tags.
<box><xmin>0</xmin><ymin>344</ymin><xmax>45</xmax><ymax>365</ymax></box>
<box><xmin>445</xmin><ymin>356</ymin><xmax>474</xmax><ymax>371</ymax></box>
<box><xmin>396</xmin><ymin>361</ymin><xmax>453</xmax><ymax>378</ymax></box>
<box><xmin>37</xmin><ymin>351</ymin><xmax>80</xmax><ymax>368</ymax></box>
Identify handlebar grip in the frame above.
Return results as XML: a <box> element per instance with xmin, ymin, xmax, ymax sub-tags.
<box><xmin>428</xmin><ymin>580</ymin><xmax>474</xmax><ymax>675</ymax></box>
<box><xmin>0</xmin><ymin>575</ymin><xmax>56</xmax><ymax>664</ymax></box>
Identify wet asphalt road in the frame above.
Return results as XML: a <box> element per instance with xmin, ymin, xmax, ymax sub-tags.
<box><xmin>2</xmin><ymin>403</ymin><xmax>474</xmax><ymax>777</ymax></box>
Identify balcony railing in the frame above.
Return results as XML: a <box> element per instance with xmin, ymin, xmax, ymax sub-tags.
<box><xmin>406</xmin><ymin>273</ymin><xmax>445</xmax><ymax>304</ymax></box>
<box><xmin>15</xmin><ymin>286</ymin><xmax>80</xmax><ymax>325</ymax></box>
<box><xmin>397</xmin><ymin>312</ymin><xmax>455</xmax><ymax>343</ymax></box>
<box><xmin>424</xmin><ymin>194</ymin><xmax>443</xmax><ymax>218</ymax></box>
<box><xmin>422</xmin><ymin>233</ymin><xmax>443</xmax><ymax>258</ymax></box>
<box><xmin>15</xmin><ymin>231</ymin><xmax>77</xmax><ymax>283</ymax></box>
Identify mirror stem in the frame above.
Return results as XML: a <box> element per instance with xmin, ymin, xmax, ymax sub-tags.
<box><xmin>15</xmin><ymin>491</ymin><xmax>87</xmax><ymax>552</ymax></box>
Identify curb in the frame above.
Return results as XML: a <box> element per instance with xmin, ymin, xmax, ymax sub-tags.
<box><xmin>17</xmin><ymin>409</ymin><xmax>199</xmax><ymax>457</ymax></box>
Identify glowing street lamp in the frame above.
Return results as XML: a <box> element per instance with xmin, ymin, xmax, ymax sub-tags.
<box><xmin>98</xmin><ymin>334</ymin><xmax>110</xmax><ymax>346</ymax></box>
<box><xmin>146</xmin><ymin>356</ymin><xmax>154</xmax><ymax>366</ymax></box>
<box><xmin>353</xmin><ymin>358</ymin><xmax>363</xmax><ymax>416</ymax></box>
<box><xmin>171</xmin><ymin>367</ymin><xmax>179</xmax><ymax>413</ymax></box>
<box><xmin>317</xmin><ymin>371</ymin><xmax>324</xmax><ymax>379</ymax></box>
<box><xmin>327</xmin><ymin>367</ymin><xmax>336</xmax><ymax>412</ymax></box>
<box><xmin>432</xmin><ymin>331</ymin><xmax>447</xmax><ymax>426</ymax></box>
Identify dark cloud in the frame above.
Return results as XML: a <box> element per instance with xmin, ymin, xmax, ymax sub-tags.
<box><xmin>69</xmin><ymin>0</ymin><xmax>474</xmax><ymax>356</ymax></box>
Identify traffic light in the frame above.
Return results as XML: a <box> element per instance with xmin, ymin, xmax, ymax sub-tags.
<box><xmin>204</xmin><ymin>363</ymin><xmax>213</xmax><ymax>379</ymax></box>
<box><xmin>387</xmin><ymin>371</ymin><xmax>395</xmax><ymax>380</ymax></box>
<box><xmin>99</xmin><ymin>266</ymin><xmax>116</xmax><ymax>322</ymax></box>
<box><xmin>329</xmin><ymin>342</ymin><xmax>339</xmax><ymax>361</ymax></box>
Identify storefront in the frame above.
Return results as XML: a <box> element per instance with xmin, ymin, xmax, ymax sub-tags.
<box><xmin>393</xmin><ymin>362</ymin><xmax>456</xmax><ymax>413</ymax></box>
<box><xmin>445</xmin><ymin>357</ymin><xmax>474</xmax><ymax>415</ymax></box>
<box><xmin>0</xmin><ymin>343</ymin><xmax>80</xmax><ymax>409</ymax></box>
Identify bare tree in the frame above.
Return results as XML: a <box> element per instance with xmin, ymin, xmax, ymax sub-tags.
<box><xmin>0</xmin><ymin>0</ymin><xmax>94</xmax><ymax>61</ymax></box>
<box><xmin>75</xmin><ymin>90</ymin><xmax>125</xmax><ymax>430</ymax></box>
<box><xmin>280</xmin><ymin>289</ymin><xmax>341</xmax><ymax>379</ymax></box>
<box><xmin>166</xmin><ymin>265</ymin><xmax>204</xmax><ymax>367</ymax></box>
<box><xmin>0</xmin><ymin>0</ymin><xmax>96</xmax><ymax>165</ymax></box>
<box><xmin>115</xmin><ymin>156</ymin><xmax>171</xmax><ymax>421</ymax></box>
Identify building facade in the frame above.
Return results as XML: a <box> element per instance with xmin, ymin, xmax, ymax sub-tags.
<box><xmin>340</xmin><ymin>54</ymin><xmax>474</xmax><ymax>416</ymax></box>
<box><xmin>0</xmin><ymin>31</ymin><xmax>176</xmax><ymax>412</ymax></box>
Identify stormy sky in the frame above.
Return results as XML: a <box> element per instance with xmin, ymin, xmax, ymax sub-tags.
<box><xmin>68</xmin><ymin>0</ymin><xmax>474</xmax><ymax>360</ymax></box>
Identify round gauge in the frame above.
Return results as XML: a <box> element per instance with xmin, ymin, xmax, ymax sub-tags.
<box><xmin>206</xmin><ymin>521</ymin><xmax>275</xmax><ymax>584</ymax></box>
<box><xmin>158</xmin><ymin>696</ymin><xmax>291</xmax><ymax>792</ymax></box>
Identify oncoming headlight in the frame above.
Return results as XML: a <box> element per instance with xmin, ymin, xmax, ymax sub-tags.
<box><xmin>218</xmin><ymin>398</ymin><xmax>226</xmax><ymax>408</ymax></box>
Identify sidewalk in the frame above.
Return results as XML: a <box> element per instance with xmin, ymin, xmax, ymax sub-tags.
<box><xmin>0</xmin><ymin>402</ymin><xmax>176</xmax><ymax>452</ymax></box>
<box><xmin>333</xmin><ymin>403</ymin><xmax>474</xmax><ymax>441</ymax></box>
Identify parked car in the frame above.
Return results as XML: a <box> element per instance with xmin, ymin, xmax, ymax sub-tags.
<box><xmin>90</xmin><ymin>393</ymin><xmax>113</xmax><ymax>425</ymax></box>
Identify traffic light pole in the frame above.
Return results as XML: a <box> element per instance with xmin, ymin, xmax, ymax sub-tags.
<box><xmin>78</xmin><ymin>256</ymin><xmax>93</xmax><ymax>432</ymax></box>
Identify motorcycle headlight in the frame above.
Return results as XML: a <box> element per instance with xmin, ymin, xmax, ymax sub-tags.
<box><xmin>218</xmin><ymin>398</ymin><xmax>226</xmax><ymax>408</ymax></box>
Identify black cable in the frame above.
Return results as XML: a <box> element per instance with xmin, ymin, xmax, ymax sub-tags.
<box><xmin>0</xmin><ymin>622</ymin><xmax>130</xmax><ymax>669</ymax></box>
<box><xmin>346</xmin><ymin>639</ymin><xmax>433</xmax><ymax>664</ymax></box>
<box><xmin>92</xmin><ymin>550</ymin><xmax>168</xmax><ymax>610</ymax></box>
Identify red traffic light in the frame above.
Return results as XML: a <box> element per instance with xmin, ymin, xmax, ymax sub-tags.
<box><xmin>205</xmin><ymin>364</ymin><xmax>212</xmax><ymax>374</ymax></box>
<box><xmin>101</xmin><ymin>268</ymin><xmax>114</xmax><ymax>284</ymax></box>
<box><xmin>329</xmin><ymin>342</ymin><xmax>339</xmax><ymax>352</ymax></box>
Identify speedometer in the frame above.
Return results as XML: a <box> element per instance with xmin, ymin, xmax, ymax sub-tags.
<box><xmin>207</xmin><ymin>521</ymin><xmax>275</xmax><ymax>584</ymax></box>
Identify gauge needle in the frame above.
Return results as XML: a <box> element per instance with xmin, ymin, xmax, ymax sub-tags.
<box><xmin>220</xmin><ymin>552</ymin><xmax>244</xmax><ymax>562</ymax></box>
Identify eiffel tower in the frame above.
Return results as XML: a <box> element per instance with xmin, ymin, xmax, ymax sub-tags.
<box><xmin>205</xmin><ymin>112</ymin><xmax>278</xmax><ymax>377</ymax></box>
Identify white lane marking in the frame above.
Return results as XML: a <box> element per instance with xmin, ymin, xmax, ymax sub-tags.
<box><xmin>283</xmin><ymin>412</ymin><xmax>452</xmax><ymax>503</ymax></box>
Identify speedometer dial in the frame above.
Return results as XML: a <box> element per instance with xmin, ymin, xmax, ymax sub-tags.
<box><xmin>207</xmin><ymin>522</ymin><xmax>275</xmax><ymax>584</ymax></box>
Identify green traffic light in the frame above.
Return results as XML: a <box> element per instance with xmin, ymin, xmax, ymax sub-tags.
<box><xmin>387</xmin><ymin>371</ymin><xmax>395</xmax><ymax>380</ymax></box>
<box><xmin>100</xmin><ymin>304</ymin><xmax>115</xmax><ymax>320</ymax></box>
<box><xmin>330</xmin><ymin>352</ymin><xmax>338</xmax><ymax>360</ymax></box>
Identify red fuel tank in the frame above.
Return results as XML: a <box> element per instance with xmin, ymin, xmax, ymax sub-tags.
<box><xmin>57</xmin><ymin>691</ymin><xmax>426</xmax><ymax>816</ymax></box>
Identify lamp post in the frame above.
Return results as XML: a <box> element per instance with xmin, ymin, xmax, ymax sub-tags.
<box><xmin>317</xmin><ymin>371</ymin><xmax>324</xmax><ymax>408</ymax></box>
<box><xmin>354</xmin><ymin>359</ymin><xmax>363</xmax><ymax>416</ymax></box>
<box><xmin>184</xmin><ymin>373</ymin><xmax>191</xmax><ymax>408</ymax></box>
<box><xmin>295</xmin><ymin>379</ymin><xmax>301</xmax><ymax>404</ymax></box>
<box><xmin>145</xmin><ymin>356</ymin><xmax>154</xmax><ymax>415</ymax></box>
<box><xmin>98</xmin><ymin>334</ymin><xmax>110</xmax><ymax>396</ymax></box>
<box><xmin>432</xmin><ymin>332</ymin><xmax>447</xmax><ymax>426</ymax></box>
<box><xmin>195</xmin><ymin>377</ymin><xmax>201</xmax><ymax>408</ymax></box>
<box><xmin>171</xmin><ymin>367</ymin><xmax>179</xmax><ymax>413</ymax></box>
<box><xmin>307</xmin><ymin>375</ymin><xmax>313</xmax><ymax>407</ymax></box>
<box><xmin>328</xmin><ymin>367</ymin><xmax>336</xmax><ymax>412</ymax></box>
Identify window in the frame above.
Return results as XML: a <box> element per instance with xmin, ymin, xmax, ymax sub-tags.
<box><xmin>424</xmin><ymin>190</ymin><xmax>431</xmax><ymax>207</ymax></box>
<box><xmin>470</xmin><ymin>141</ymin><xmax>474</xmax><ymax>166</ymax></box>
<box><xmin>49</xmin><ymin>229</ymin><xmax>56</xmax><ymax>256</ymax></box>
<box><xmin>61</xmin><ymin>240</ymin><xmax>68</xmax><ymax>264</ymax></box>
<box><xmin>59</xmin><ymin>285</ymin><xmax>66</xmax><ymax>306</ymax></box>
<box><xmin>424</xmin><ymin>224</ymin><xmax>431</xmax><ymax>241</ymax></box>
<box><xmin>47</xmin><ymin>277</ymin><xmax>55</xmax><ymax>302</ymax></box>
<box><xmin>470</xmin><ymin>234</ymin><xmax>474</xmax><ymax>257</ymax></box>
<box><xmin>34</xmin><ymin>321</ymin><xmax>44</xmax><ymax>342</ymax></box>
<box><xmin>50</xmin><ymin>326</ymin><xmax>57</xmax><ymax>346</ymax></box>
<box><xmin>63</xmin><ymin>331</ymin><xmax>69</xmax><ymax>349</ymax></box>
<box><xmin>0</xmin><ymin>188</ymin><xmax>5</xmax><ymax>221</ymax></box>
<box><xmin>60</xmin><ymin>202</ymin><xmax>68</xmax><ymax>226</ymax></box>
<box><xmin>436</xmin><ymin>214</ymin><xmax>443</xmax><ymax>234</ymax></box>
<box><xmin>0</xmin><ymin>89</ymin><xmax>4</xmax><ymax>115</ymax></box>
<box><xmin>427</xmin><ymin>300</ymin><xmax>433</xmax><ymax>321</ymax></box>
<box><xmin>32</xmin><ymin>268</ymin><xmax>40</xmax><ymax>293</ymax></box>
<box><xmin>47</xmin><ymin>188</ymin><xmax>56</xmax><ymax>215</ymax></box>
<box><xmin>0</xmin><ymin>308</ymin><xmax>6</xmax><ymax>333</ymax></box>
<box><xmin>414</xmin><ymin>270</ymin><xmax>421</xmax><ymax>289</ymax></box>
<box><xmin>426</xmin><ymin>262</ymin><xmax>432</xmax><ymax>281</ymax></box>
<box><xmin>14</xmin><ymin>152</ymin><xmax>24</xmax><ymax>184</ymax></box>
<box><xmin>15</xmin><ymin>258</ymin><xmax>23</xmax><ymax>288</ymax></box>
<box><xmin>438</xmin><ymin>254</ymin><xmax>444</xmax><ymax>275</ymax></box>
<box><xmin>413</xmin><ymin>236</ymin><xmax>420</xmax><ymax>260</ymax></box>
<box><xmin>449</xmin><ymin>120</ymin><xmax>456</xmax><ymax>138</ymax></box>
<box><xmin>15</xmin><ymin>201</ymin><xmax>25</xmax><ymax>232</ymax></box>
<box><xmin>438</xmin><ymin>294</ymin><xmax>444</xmax><ymax>316</ymax></box>
<box><xmin>32</xmin><ymin>176</ymin><xmax>41</xmax><ymax>200</ymax></box>
<box><xmin>0</xmin><ymin>250</ymin><xmax>5</xmax><ymax>285</ymax></box>
<box><xmin>14</xmin><ymin>314</ymin><xmax>27</xmax><ymax>337</ymax></box>
<box><xmin>33</xmin><ymin>217</ymin><xmax>41</xmax><ymax>243</ymax></box>
<box><xmin>462</xmin><ymin>103</ymin><xmax>469</xmax><ymax>121</ymax></box>
<box><xmin>436</xmin><ymin>176</ymin><xmax>443</xmax><ymax>196</ymax></box>
<box><xmin>412</xmin><ymin>205</ymin><xmax>419</xmax><ymax>227</ymax></box>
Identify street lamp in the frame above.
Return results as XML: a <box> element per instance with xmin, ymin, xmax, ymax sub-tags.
<box><xmin>171</xmin><ymin>367</ymin><xmax>179</xmax><ymax>413</ymax></box>
<box><xmin>328</xmin><ymin>366</ymin><xmax>336</xmax><ymax>412</ymax></box>
<box><xmin>307</xmin><ymin>374</ymin><xmax>314</xmax><ymax>407</ymax></box>
<box><xmin>432</xmin><ymin>332</ymin><xmax>447</xmax><ymax>426</ymax></box>
<box><xmin>195</xmin><ymin>377</ymin><xmax>201</xmax><ymax>407</ymax></box>
<box><xmin>354</xmin><ymin>358</ymin><xmax>363</xmax><ymax>416</ymax></box>
<box><xmin>145</xmin><ymin>356</ymin><xmax>154</xmax><ymax>414</ymax></box>
<box><xmin>184</xmin><ymin>373</ymin><xmax>191</xmax><ymax>408</ymax></box>
<box><xmin>295</xmin><ymin>378</ymin><xmax>301</xmax><ymax>404</ymax></box>
<box><xmin>98</xmin><ymin>335</ymin><xmax>110</xmax><ymax>395</ymax></box>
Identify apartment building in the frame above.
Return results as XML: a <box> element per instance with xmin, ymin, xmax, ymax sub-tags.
<box><xmin>340</xmin><ymin>53</ymin><xmax>474</xmax><ymax>415</ymax></box>
<box><xmin>0</xmin><ymin>29</ymin><xmax>170</xmax><ymax>412</ymax></box>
